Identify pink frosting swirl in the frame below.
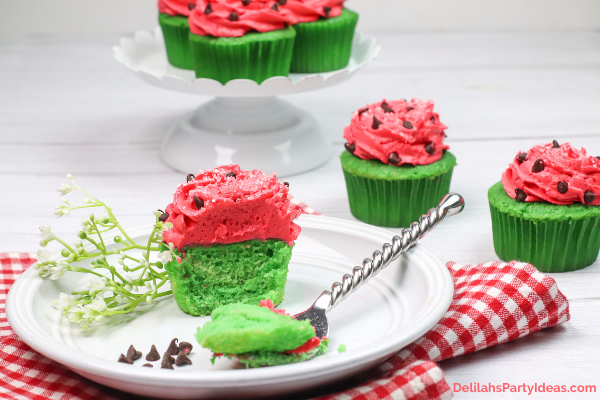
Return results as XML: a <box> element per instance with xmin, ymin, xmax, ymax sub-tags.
<box><xmin>189</xmin><ymin>0</ymin><xmax>291</xmax><ymax>37</ymax></box>
<box><xmin>343</xmin><ymin>98</ymin><xmax>449</xmax><ymax>166</ymax></box>
<box><xmin>279</xmin><ymin>0</ymin><xmax>345</xmax><ymax>24</ymax></box>
<box><xmin>163</xmin><ymin>165</ymin><xmax>301</xmax><ymax>248</ymax></box>
<box><xmin>501</xmin><ymin>142</ymin><xmax>600</xmax><ymax>205</ymax></box>
<box><xmin>158</xmin><ymin>0</ymin><xmax>195</xmax><ymax>17</ymax></box>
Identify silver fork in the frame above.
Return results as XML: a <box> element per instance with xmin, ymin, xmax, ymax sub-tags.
<box><xmin>294</xmin><ymin>193</ymin><xmax>465</xmax><ymax>339</ymax></box>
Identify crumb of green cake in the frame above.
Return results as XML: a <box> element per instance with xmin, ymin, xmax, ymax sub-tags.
<box><xmin>337</xmin><ymin>344</ymin><xmax>347</xmax><ymax>353</ymax></box>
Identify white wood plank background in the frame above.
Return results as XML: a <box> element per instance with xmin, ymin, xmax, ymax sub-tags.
<box><xmin>1</xmin><ymin>32</ymin><xmax>599</xmax><ymax>398</ymax></box>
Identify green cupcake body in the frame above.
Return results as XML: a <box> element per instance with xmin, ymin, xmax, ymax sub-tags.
<box><xmin>159</xmin><ymin>13</ymin><xmax>194</xmax><ymax>70</ymax></box>
<box><xmin>341</xmin><ymin>151</ymin><xmax>456</xmax><ymax>227</ymax></box>
<box><xmin>488</xmin><ymin>181</ymin><xmax>600</xmax><ymax>272</ymax></box>
<box><xmin>164</xmin><ymin>240</ymin><xmax>292</xmax><ymax>316</ymax></box>
<box><xmin>290</xmin><ymin>8</ymin><xmax>359</xmax><ymax>73</ymax></box>
<box><xmin>189</xmin><ymin>27</ymin><xmax>296</xmax><ymax>84</ymax></box>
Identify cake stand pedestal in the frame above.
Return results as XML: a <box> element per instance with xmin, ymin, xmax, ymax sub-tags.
<box><xmin>113</xmin><ymin>28</ymin><xmax>380</xmax><ymax>176</ymax></box>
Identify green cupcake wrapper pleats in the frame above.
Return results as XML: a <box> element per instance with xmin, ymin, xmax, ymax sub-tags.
<box><xmin>189</xmin><ymin>27</ymin><xmax>296</xmax><ymax>84</ymax></box>
<box><xmin>290</xmin><ymin>8</ymin><xmax>358</xmax><ymax>73</ymax></box>
<box><xmin>159</xmin><ymin>13</ymin><xmax>194</xmax><ymax>70</ymax></box>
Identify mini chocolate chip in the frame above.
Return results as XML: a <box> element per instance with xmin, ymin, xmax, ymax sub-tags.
<box><xmin>158</xmin><ymin>211</ymin><xmax>169</xmax><ymax>223</ymax></box>
<box><xmin>193</xmin><ymin>195</ymin><xmax>204</xmax><ymax>209</ymax></box>
<box><xmin>430</xmin><ymin>116</ymin><xmax>435</xmax><ymax>123</ymax></box>
<box><xmin>532</xmin><ymin>159</ymin><xmax>545</xmax><ymax>173</ymax></box>
<box><xmin>381</xmin><ymin>102</ymin><xmax>394</xmax><ymax>113</ymax></box>
<box><xmin>271</xmin><ymin>3</ymin><xmax>279</xmax><ymax>11</ymax></box>
<box><xmin>166</xmin><ymin>338</ymin><xmax>180</xmax><ymax>356</ymax></box>
<box><xmin>344</xmin><ymin>143</ymin><xmax>355</xmax><ymax>153</ymax></box>
<box><xmin>424</xmin><ymin>142</ymin><xmax>435</xmax><ymax>155</ymax></box>
<box><xmin>444</xmin><ymin>133</ymin><xmax>448</xmax><ymax>138</ymax></box>
<box><xmin>242</xmin><ymin>0</ymin><xmax>251</xmax><ymax>4</ymax></box>
<box><xmin>179</xmin><ymin>342</ymin><xmax>194</xmax><ymax>354</ymax></box>
<box><xmin>515</xmin><ymin>188</ymin><xmax>527</xmax><ymax>202</ymax></box>
<box><xmin>146</xmin><ymin>345</ymin><xmax>160</xmax><ymax>361</ymax></box>
<box><xmin>187</xmin><ymin>173</ymin><xmax>195</xmax><ymax>182</ymax></box>
<box><xmin>175</xmin><ymin>351</ymin><xmax>193</xmax><ymax>366</ymax></box>
<box><xmin>584</xmin><ymin>191</ymin><xmax>596</xmax><ymax>204</ymax></box>
<box><xmin>127</xmin><ymin>345</ymin><xmax>142</xmax><ymax>361</ymax></box>
<box><xmin>516</xmin><ymin>153</ymin><xmax>528</xmax><ymax>164</ymax></box>
<box><xmin>403</xmin><ymin>121</ymin><xmax>414</xmax><ymax>129</ymax></box>
<box><xmin>204</xmin><ymin>3</ymin><xmax>213</xmax><ymax>14</ymax></box>
<box><xmin>277</xmin><ymin>0</ymin><xmax>287</xmax><ymax>5</ymax></box>
<box><xmin>118</xmin><ymin>354</ymin><xmax>133</xmax><ymax>364</ymax></box>
<box><xmin>142</xmin><ymin>363</ymin><xmax>153</xmax><ymax>368</ymax></box>
<box><xmin>596</xmin><ymin>156</ymin><xmax>600</xmax><ymax>161</ymax></box>
<box><xmin>358</xmin><ymin>107</ymin><xmax>369</xmax><ymax>115</ymax></box>
<box><xmin>552</xmin><ymin>140</ymin><xmax>560</xmax><ymax>148</ymax></box>
<box><xmin>372</xmin><ymin>116</ymin><xmax>382</xmax><ymax>130</ymax></box>
<box><xmin>225</xmin><ymin>172</ymin><xmax>237</xmax><ymax>178</ymax></box>
<box><xmin>557</xmin><ymin>181</ymin><xmax>568</xmax><ymax>194</ymax></box>
<box><xmin>407</xmin><ymin>106</ymin><xmax>414</xmax><ymax>111</ymax></box>
<box><xmin>388</xmin><ymin>153</ymin><xmax>401</xmax><ymax>165</ymax></box>
<box><xmin>229</xmin><ymin>10</ymin><xmax>239</xmax><ymax>20</ymax></box>
<box><xmin>187</xmin><ymin>3</ymin><xmax>196</xmax><ymax>10</ymax></box>
<box><xmin>323</xmin><ymin>6</ymin><xmax>331</xmax><ymax>16</ymax></box>
<box><xmin>283</xmin><ymin>182</ymin><xmax>289</xmax><ymax>187</ymax></box>
<box><xmin>161</xmin><ymin>354</ymin><xmax>174</xmax><ymax>369</ymax></box>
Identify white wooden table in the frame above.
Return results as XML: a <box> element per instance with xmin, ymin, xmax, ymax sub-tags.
<box><xmin>1</xmin><ymin>32</ymin><xmax>599</xmax><ymax>399</ymax></box>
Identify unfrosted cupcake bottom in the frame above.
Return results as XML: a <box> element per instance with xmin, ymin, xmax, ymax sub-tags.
<box><xmin>159</xmin><ymin>13</ymin><xmax>194</xmax><ymax>70</ymax></box>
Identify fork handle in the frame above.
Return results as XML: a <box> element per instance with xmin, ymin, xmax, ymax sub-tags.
<box><xmin>326</xmin><ymin>193</ymin><xmax>464</xmax><ymax>312</ymax></box>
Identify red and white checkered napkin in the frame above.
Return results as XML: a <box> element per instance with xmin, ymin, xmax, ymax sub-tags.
<box><xmin>1</xmin><ymin>255</ymin><xmax>569</xmax><ymax>400</ymax></box>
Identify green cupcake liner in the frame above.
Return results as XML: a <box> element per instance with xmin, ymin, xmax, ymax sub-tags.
<box><xmin>189</xmin><ymin>27</ymin><xmax>296</xmax><ymax>84</ymax></box>
<box><xmin>341</xmin><ymin>151</ymin><xmax>456</xmax><ymax>227</ymax></box>
<box><xmin>290</xmin><ymin>8</ymin><xmax>359</xmax><ymax>73</ymax></box>
<box><xmin>159</xmin><ymin>13</ymin><xmax>194</xmax><ymax>70</ymax></box>
<box><xmin>488</xmin><ymin>182</ymin><xmax>600</xmax><ymax>272</ymax></box>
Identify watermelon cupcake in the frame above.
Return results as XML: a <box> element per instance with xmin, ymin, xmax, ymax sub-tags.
<box><xmin>489</xmin><ymin>141</ymin><xmax>600</xmax><ymax>272</ymax></box>
<box><xmin>161</xmin><ymin>165</ymin><xmax>301</xmax><ymax>316</ymax></box>
<box><xmin>187</xmin><ymin>0</ymin><xmax>296</xmax><ymax>84</ymax></box>
<box><xmin>341</xmin><ymin>99</ymin><xmax>456</xmax><ymax>227</ymax></box>
<box><xmin>158</xmin><ymin>0</ymin><xmax>196</xmax><ymax>70</ymax></box>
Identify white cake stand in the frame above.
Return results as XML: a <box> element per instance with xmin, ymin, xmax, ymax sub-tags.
<box><xmin>113</xmin><ymin>28</ymin><xmax>380</xmax><ymax>176</ymax></box>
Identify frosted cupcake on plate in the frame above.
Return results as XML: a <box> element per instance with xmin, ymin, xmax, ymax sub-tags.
<box><xmin>161</xmin><ymin>165</ymin><xmax>301</xmax><ymax>316</ymax></box>
<box><xmin>489</xmin><ymin>141</ymin><xmax>600</xmax><ymax>272</ymax></box>
<box><xmin>158</xmin><ymin>0</ymin><xmax>196</xmax><ymax>70</ymax></box>
<box><xmin>341</xmin><ymin>98</ymin><xmax>456</xmax><ymax>227</ymax></box>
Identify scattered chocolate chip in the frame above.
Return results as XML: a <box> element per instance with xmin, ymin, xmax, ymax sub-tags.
<box><xmin>388</xmin><ymin>153</ymin><xmax>401</xmax><ymax>165</ymax></box>
<box><xmin>596</xmin><ymin>156</ymin><xmax>600</xmax><ymax>161</ymax></box>
<box><xmin>345</xmin><ymin>143</ymin><xmax>356</xmax><ymax>154</ymax></box>
<box><xmin>158</xmin><ymin>211</ymin><xmax>169</xmax><ymax>223</ymax></box>
<box><xmin>187</xmin><ymin>3</ymin><xmax>196</xmax><ymax>11</ymax></box>
<box><xmin>187</xmin><ymin>173</ymin><xmax>195</xmax><ymax>182</ymax></box>
<box><xmin>242</xmin><ymin>0</ymin><xmax>251</xmax><ymax>5</ymax></box>
<box><xmin>166</xmin><ymin>338</ymin><xmax>180</xmax><ymax>356</ymax></box>
<box><xmin>532</xmin><ymin>159</ymin><xmax>545</xmax><ymax>173</ymax></box>
<box><xmin>323</xmin><ymin>6</ymin><xmax>331</xmax><ymax>16</ymax></box>
<box><xmin>225</xmin><ymin>172</ymin><xmax>237</xmax><ymax>178</ymax></box>
<box><xmin>358</xmin><ymin>107</ymin><xmax>369</xmax><ymax>115</ymax></box>
<box><xmin>175</xmin><ymin>351</ymin><xmax>193</xmax><ymax>366</ymax></box>
<box><xmin>372</xmin><ymin>116</ymin><xmax>382</xmax><ymax>130</ymax></box>
<box><xmin>142</xmin><ymin>363</ymin><xmax>153</xmax><ymax>368</ymax></box>
<box><xmin>424</xmin><ymin>142</ymin><xmax>435</xmax><ymax>155</ymax></box>
<box><xmin>552</xmin><ymin>140</ymin><xmax>560</xmax><ymax>148</ymax></box>
<box><xmin>193</xmin><ymin>195</ymin><xmax>204</xmax><ymax>209</ymax></box>
<box><xmin>516</xmin><ymin>153</ymin><xmax>528</xmax><ymax>164</ymax></box>
<box><xmin>430</xmin><ymin>116</ymin><xmax>435</xmax><ymax>123</ymax></box>
<box><xmin>277</xmin><ymin>0</ymin><xmax>287</xmax><ymax>5</ymax></box>
<box><xmin>584</xmin><ymin>191</ymin><xmax>596</xmax><ymax>204</ymax></box>
<box><xmin>179</xmin><ymin>342</ymin><xmax>194</xmax><ymax>355</ymax></box>
<box><xmin>229</xmin><ymin>10</ymin><xmax>239</xmax><ymax>20</ymax></box>
<box><xmin>557</xmin><ymin>181</ymin><xmax>568</xmax><ymax>194</ymax></box>
<box><xmin>161</xmin><ymin>354</ymin><xmax>174</xmax><ymax>369</ymax></box>
<box><xmin>402</xmin><ymin>121</ymin><xmax>414</xmax><ymax>129</ymax></box>
<box><xmin>146</xmin><ymin>345</ymin><xmax>160</xmax><ymax>361</ymax></box>
<box><xmin>515</xmin><ymin>188</ymin><xmax>527</xmax><ymax>202</ymax></box>
<box><xmin>407</xmin><ymin>106</ymin><xmax>414</xmax><ymax>111</ymax></box>
<box><xmin>271</xmin><ymin>3</ymin><xmax>279</xmax><ymax>11</ymax></box>
<box><xmin>444</xmin><ymin>133</ymin><xmax>448</xmax><ymax>138</ymax></box>
<box><xmin>283</xmin><ymin>182</ymin><xmax>289</xmax><ymax>187</ymax></box>
<box><xmin>118</xmin><ymin>354</ymin><xmax>133</xmax><ymax>364</ymax></box>
<box><xmin>381</xmin><ymin>102</ymin><xmax>394</xmax><ymax>113</ymax></box>
<box><xmin>127</xmin><ymin>345</ymin><xmax>142</xmax><ymax>361</ymax></box>
<box><xmin>204</xmin><ymin>3</ymin><xmax>213</xmax><ymax>14</ymax></box>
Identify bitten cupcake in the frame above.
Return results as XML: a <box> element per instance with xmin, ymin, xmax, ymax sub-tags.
<box><xmin>187</xmin><ymin>0</ymin><xmax>296</xmax><ymax>84</ymax></box>
<box><xmin>341</xmin><ymin>99</ymin><xmax>456</xmax><ymax>227</ymax></box>
<box><xmin>279</xmin><ymin>0</ymin><xmax>358</xmax><ymax>73</ymax></box>
<box><xmin>158</xmin><ymin>0</ymin><xmax>196</xmax><ymax>70</ymax></box>
<box><xmin>161</xmin><ymin>165</ymin><xmax>301</xmax><ymax>316</ymax></box>
<box><xmin>489</xmin><ymin>141</ymin><xmax>600</xmax><ymax>272</ymax></box>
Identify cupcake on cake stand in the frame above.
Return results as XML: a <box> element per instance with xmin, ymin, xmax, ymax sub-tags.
<box><xmin>113</xmin><ymin>28</ymin><xmax>380</xmax><ymax>177</ymax></box>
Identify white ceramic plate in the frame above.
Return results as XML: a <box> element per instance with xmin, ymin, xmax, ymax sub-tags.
<box><xmin>7</xmin><ymin>215</ymin><xmax>453</xmax><ymax>399</ymax></box>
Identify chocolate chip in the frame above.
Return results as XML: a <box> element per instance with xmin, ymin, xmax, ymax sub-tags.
<box><xmin>225</xmin><ymin>172</ymin><xmax>237</xmax><ymax>178</ymax></box>
<box><xmin>407</xmin><ymin>106</ymin><xmax>414</xmax><ymax>111</ymax></box>
<box><xmin>146</xmin><ymin>345</ymin><xmax>160</xmax><ymax>361</ymax></box>
<box><xmin>242</xmin><ymin>0</ymin><xmax>251</xmax><ymax>4</ymax></box>
<box><xmin>430</xmin><ymin>116</ymin><xmax>435</xmax><ymax>123</ymax></box>
<box><xmin>161</xmin><ymin>354</ymin><xmax>174</xmax><ymax>369</ymax></box>
<box><xmin>388</xmin><ymin>153</ymin><xmax>401</xmax><ymax>165</ymax></box>
<box><xmin>345</xmin><ymin>143</ymin><xmax>355</xmax><ymax>153</ymax></box>
<box><xmin>584</xmin><ymin>191</ymin><xmax>596</xmax><ymax>204</ymax></box>
<box><xmin>179</xmin><ymin>342</ymin><xmax>194</xmax><ymax>354</ymax></box>
<box><xmin>381</xmin><ymin>102</ymin><xmax>394</xmax><ymax>113</ymax></box>
<box><xmin>283</xmin><ymin>182</ymin><xmax>289</xmax><ymax>187</ymax></box>
<box><xmin>187</xmin><ymin>3</ymin><xmax>196</xmax><ymax>10</ymax></box>
<box><xmin>557</xmin><ymin>181</ymin><xmax>568</xmax><ymax>194</ymax></box>
<box><xmin>193</xmin><ymin>195</ymin><xmax>204</xmax><ymax>209</ymax></box>
<box><xmin>532</xmin><ymin>159</ymin><xmax>545</xmax><ymax>173</ymax></box>
<box><xmin>204</xmin><ymin>3</ymin><xmax>213</xmax><ymax>14</ymax></box>
<box><xmin>403</xmin><ymin>121</ymin><xmax>414</xmax><ymax>129</ymax></box>
<box><xmin>516</xmin><ymin>153</ymin><xmax>528</xmax><ymax>164</ymax></box>
<box><xmin>118</xmin><ymin>354</ymin><xmax>133</xmax><ymax>364</ymax></box>
<box><xmin>187</xmin><ymin>173</ymin><xmax>195</xmax><ymax>182</ymax></box>
<box><xmin>271</xmin><ymin>3</ymin><xmax>279</xmax><ymax>11</ymax></box>
<box><xmin>277</xmin><ymin>0</ymin><xmax>287</xmax><ymax>5</ymax></box>
<box><xmin>596</xmin><ymin>156</ymin><xmax>600</xmax><ymax>161</ymax></box>
<box><xmin>158</xmin><ymin>211</ymin><xmax>169</xmax><ymax>223</ymax></box>
<box><xmin>142</xmin><ymin>363</ymin><xmax>153</xmax><ymax>368</ymax></box>
<box><xmin>228</xmin><ymin>10</ymin><xmax>239</xmax><ymax>20</ymax></box>
<box><xmin>165</xmin><ymin>338</ymin><xmax>180</xmax><ymax>356</ymax></box>
<box><xmin>552</xmin><ymin>140</ymin><xmax>560</xmax><ymax>148</ymax></box>
<box><xmin>358</xmin><ymin>107</ymin><xmax>369</xmax><ymax>115</ymax></box>
<box><xmin>424</xmin><ymin>142</ymin><xmax>435</xmax><ymax>155</ymax></box>
<box><xmin>323</xmin><ymin>6</ymin><xmax>331</xmax><ymax>16</ymax></box>
<box><xmin>515</xmin><ymin>188</ymin><xmax>527</xmax><ymax>202</ymax></box>
<box><xmin>175</xmin><ymin>351</ymin><xmax>193</xmax><ymax>366</ymax></box>
<box><xmin>127</xmin><ymin>345</ymin><xmax>142</xmax><ymax>361</ymax></box>
<box><xmin>372</xmin><ymin>116</ymin><xmax>382</xmax><ymax>130</ymax></box>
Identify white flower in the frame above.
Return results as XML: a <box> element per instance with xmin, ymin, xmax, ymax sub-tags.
<box><xmin>144</xmin><ymin>281</ymin><xmax>157</xmax><ymax>294</ymax></box>
<box><xmin>32</xmin><ymin>249</ymin><xmax>50</xmax><ymax>273</ymax></box>
<box><xmin>54</xmin><ymin>293</ymin><xmax>75</xmax><ymax>309</ymax></box>
<box><xmin>158</xmin><ymin>242</ymin><xmax>175</xmax><ymax>264</ymax></box>
<box><xmin>38</xmin><ymin>225</ymin><xmax>53</xmax><ymax>240</ymax></box>
<box><xmin>68</xmin><ymin>307</ymin><xmax>85</xmax><ymax>323</ymax></box>
<box><xmin>155</xmin><ymin>221</ymin><xmax>173</xmax><ymax>235</ymax></box>
<box><xmin>37</xmin><ymin>265</ymin><xmax>50</xmax><ymax>278</ymax></box>
<box><xmin>86</xmin><ymin>298</ymin><xmax>107</xmax><ymax>313</ymax></box>
<box><xmin>54</xmin><ymin>205</ymin><xmax>70</xmax><ymax>218</ymax></box>
<box><xmin>87</xmin><ymin>277</ymin><xmax>106</xmax><ymax>295</ymax></box>
<box><xmin>36</xmin><ymin>249</ymin><xmax>49</xmax><ymax>263</ymax></box>
<box><xmin>146</xmin><ymin>295</ymin><xmax>153</xmax><ymax>304</ymax></box>
<box><xmin>57</xmin><ymin>183</ymin><xmax>75</xmax><ymax>196</ymax></box>
<box><xmin>49</xmin><ymin>261</ymin><xmax>69</xmax><ymax>280</ymax></box>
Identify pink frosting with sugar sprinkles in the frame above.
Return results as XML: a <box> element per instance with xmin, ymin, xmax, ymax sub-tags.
<box><xmin>158</xmin><ymin>0</ymin><xmax>196</xmax><ymax>17</ymax></box>
<box><xmin>279</xmin><ymin>0</ymin><xmax>345</xmax><ymax>24</ymax></box>
<box><xmin>343</xmin><ymin>98</ymin><xmax>449</xmax><ymax>166</ymax></box>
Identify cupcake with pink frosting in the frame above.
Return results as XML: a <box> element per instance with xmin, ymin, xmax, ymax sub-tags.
<box><xmin>489</xmin><ymin>141</ymin><xmax>600</xmax><ymax>272</ymax></box>
<box><xmin>158</xmin><ymin>0</ymin><xmax>196</xmax><ymax>69</ymax></box>
<box><xmin>341</xmin><ymin>98</ymin><xmax>456</xmax><ymax>227</ymax></box>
